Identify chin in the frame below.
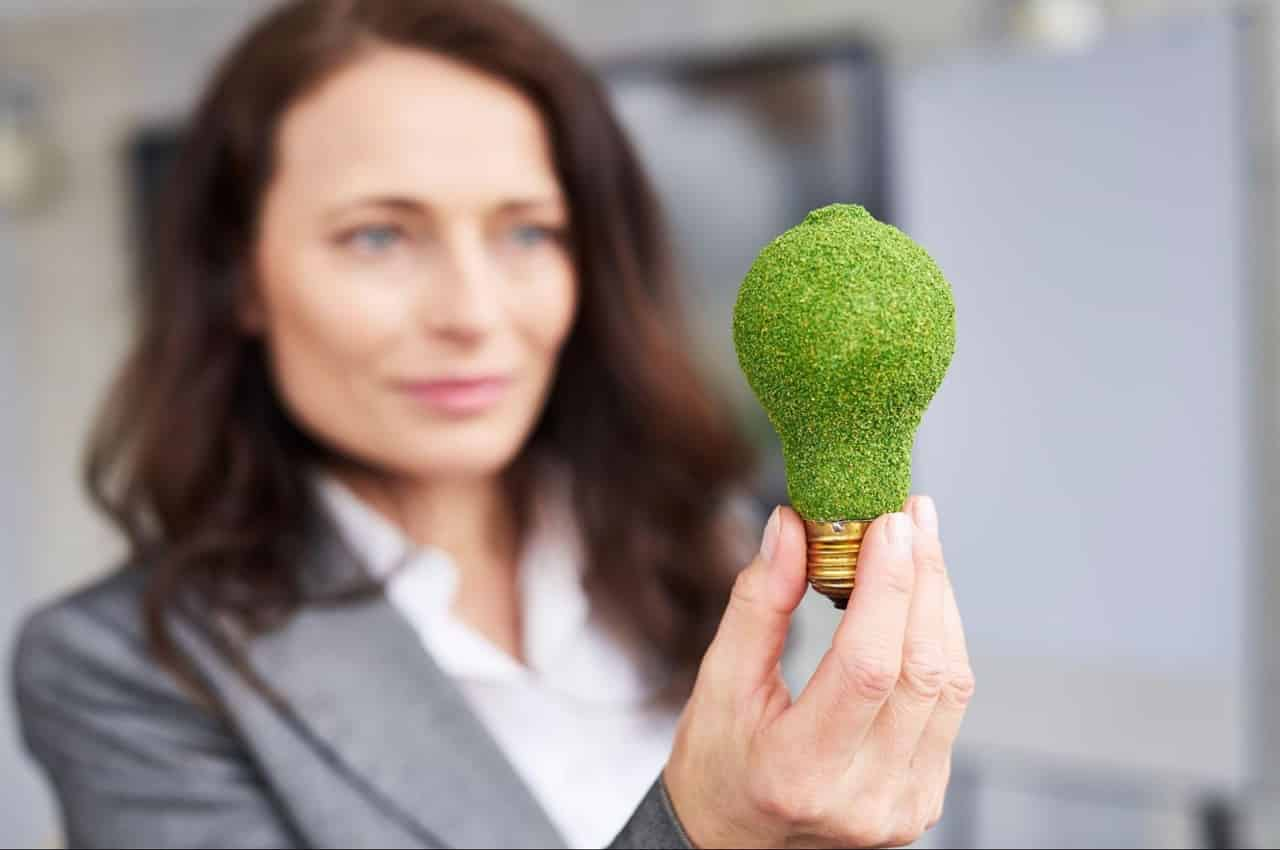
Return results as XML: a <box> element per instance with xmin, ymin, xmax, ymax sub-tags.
<box><xmin>404</xmin><ymin>428</ymin><xmax>531</xmax><ymax>480</ymax></box>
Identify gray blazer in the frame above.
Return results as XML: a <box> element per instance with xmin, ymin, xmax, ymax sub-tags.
<box><xmin>12</xmin><ymin>509</ymin><xmax>694</xmax><ymax>849</ymax></box>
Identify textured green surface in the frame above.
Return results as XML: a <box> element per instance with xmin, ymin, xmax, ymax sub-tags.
<box><xmin>732</xmin><ymin>204</ymin><xmax>956</xmax><ymax>521</ymax></box>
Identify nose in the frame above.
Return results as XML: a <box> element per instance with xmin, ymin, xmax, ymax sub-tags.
<box><xmin>420</xmin><ymin>228</ymin><xmax>503</xmax><ymax>343</ymax></box>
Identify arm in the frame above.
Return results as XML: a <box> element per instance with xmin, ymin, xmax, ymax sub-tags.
<box><xmin>12</xmin><ymin>598</ymin><xmax>303</xmax><ymax>849</ymax></box>
<box><xmin>607</xmin><ymin>776</ymin><xmax>694</xmax><ymax>850</ymax></box>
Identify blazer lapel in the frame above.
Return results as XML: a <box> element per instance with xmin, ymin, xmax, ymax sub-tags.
<box><xmin>246</xmin><ymin>514</ymin><xmax>566</xmax><ymax>849</ymax></box>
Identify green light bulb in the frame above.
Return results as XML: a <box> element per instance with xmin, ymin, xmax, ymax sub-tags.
<box><xmin>732</xmin><ymin>203</ymin><xmax>956</xmax><ymax>607</ymax></box>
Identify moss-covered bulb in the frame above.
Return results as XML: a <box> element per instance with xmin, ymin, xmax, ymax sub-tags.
<box><xmin>732</xmin><ymin>204</ymin><xmax>956</xmax><ymax>521</ymax></box>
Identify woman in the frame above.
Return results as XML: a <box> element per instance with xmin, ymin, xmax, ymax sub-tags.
<box><xmin>13</xmin><ymin>1</ymin><xmax>974</xmax><ymax>847</ymax></box>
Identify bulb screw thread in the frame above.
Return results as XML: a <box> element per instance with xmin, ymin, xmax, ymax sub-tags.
<box><xmin>803</xmin><ymin>518</ymin><xmax>874</xmax><ymax>609</ymax></box>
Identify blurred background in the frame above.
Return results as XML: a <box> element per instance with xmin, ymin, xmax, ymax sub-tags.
<box><xmin>1</xmin><ymin>0</ymin><xmax>1277</xmax><ymax>847</ymax></box>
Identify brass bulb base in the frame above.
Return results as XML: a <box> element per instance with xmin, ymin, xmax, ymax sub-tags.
<box><xmin>803</xmin><ymin>518</ymin><xmax>874</xmax><ymax>609</ymax></box>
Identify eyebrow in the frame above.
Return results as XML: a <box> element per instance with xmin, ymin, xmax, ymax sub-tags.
<box><xmin>324</xmin><ymin>194</ymin><xmax>567</xmax><ymax>223</ymax></box>
<box><xmin>498</xmin><ymin>197</ymin><xmax>568</xmax><ymax>215</ymax></box>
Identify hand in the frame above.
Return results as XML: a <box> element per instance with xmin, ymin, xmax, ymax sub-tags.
<box><xmin>663</xmin><ymin>495</ymin><xmax>974</xmax><ymax>849</ymax></box>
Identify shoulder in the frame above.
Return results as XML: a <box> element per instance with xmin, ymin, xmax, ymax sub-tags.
<box><xmin>14</xmin><ymin>564</ymin><xmax>149</xmax><ymax>684</ymax></box>
<box><xmin>13</xmin><ymin>563</ymin><xmax>241</xmax><ymax>776</ymax></box>
<box><xmin>12</xmin><ymin>567</ymin><xmax>303</xmax><ymax>847</ymax></box>
<box><xmin>12</xmin><ymin>563</ymin><xmax>191</xmax><ymax>732</ymax></box>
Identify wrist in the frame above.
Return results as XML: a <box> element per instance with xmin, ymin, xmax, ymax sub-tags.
<box><xmin>657</xmin><ymin>769</ymin><xmax>699</xmax><ymax>849</ymax></box>
<box><xmin>661</xmin><ymin>761</ymin><xmax>714</xmax><ymax>849</ymax></box>
<box><xmin>662</xmin><ymin>758</ymin><xmax>780</xmax><ymax>850</ymax></box>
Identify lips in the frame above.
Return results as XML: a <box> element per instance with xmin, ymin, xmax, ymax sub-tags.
<box><xmin>398</xmin><ymin>375</ymin><xmax>511</xmax><ymax>415</ymax></box>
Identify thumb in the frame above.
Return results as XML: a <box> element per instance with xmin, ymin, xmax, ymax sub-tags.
<box><xmin>705</xmin><ymin>505</ymin><xmax>808</xmax><ymax>698</ymax></box>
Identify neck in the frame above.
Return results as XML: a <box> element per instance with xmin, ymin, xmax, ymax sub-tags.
<box><xmin>326</xmin><ymin>461</ymin><xmax>527</xmax><ymax>661</ymax></box>
<box><xmin>332</xmin><ymin>464</ymin><xmax>520</xmax><ymax>571</ymax></box>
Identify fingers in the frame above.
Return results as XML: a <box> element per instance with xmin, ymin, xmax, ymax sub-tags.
<box><xmin>859</xmin><ymin>495</ymin><xmax>949</xmax><ymax>771</ymax></box>
<box><xmin>704</xmin><ymin>505</ymin><xmax>808</xmax><ymax>702</ymax></box>
<box><xmin>908</xmin><ymin>571</ymin><xmax>975</xmax><ymax>785</ymax></box>
<box><xmin>786</xmin><ymin>508</ymin><xmax>916</xmax><ymax>762</ymax></box>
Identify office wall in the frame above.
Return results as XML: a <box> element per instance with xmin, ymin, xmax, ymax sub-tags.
<box><xmin>0</xmin><ymin>225</ymin><xmax>39</xmax><ymax>843</ymax></box>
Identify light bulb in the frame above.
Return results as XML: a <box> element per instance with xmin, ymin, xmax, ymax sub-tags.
<box><xmin>733</xmin><ymin>204</ymin><xmax>956</xmax><ymax>608</ymax></box>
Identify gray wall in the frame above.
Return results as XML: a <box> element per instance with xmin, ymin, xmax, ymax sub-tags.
<box><xmin>901</xmin><ymin>11</ymin><xmax>1248</xmax><ymax>780</ymax></box>
<box><xmin>0</xmin><ymin>226</ymin><xmax>40</xmax><ymax>844</ymax></box>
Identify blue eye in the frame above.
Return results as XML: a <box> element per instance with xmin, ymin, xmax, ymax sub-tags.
<box><xmin>509</xmin><ymin>225</ymin><xmax>558</xmax><ymax>247</ymax></box>
<box><xmin>346</xmin><ymin>225</ymin><xmax>404</xmax><ymax>253</ymax></box>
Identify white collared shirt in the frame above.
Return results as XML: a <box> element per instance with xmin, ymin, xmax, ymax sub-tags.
<box><xmin>314</xmin><ymin>471</ymin><xmax>680</xmax><ymax>849</ymax></box>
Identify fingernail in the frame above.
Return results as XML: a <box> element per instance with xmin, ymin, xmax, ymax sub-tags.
<box><xmin>886</xmin><ymin>512</ymin><xmax>913</xmax><ymax>551</ymax></box>
<box><xmin>911</xmin><ymin>495</ymin><xmax>939</xmax><ymax>536</ymax></box>
<box><xmin>760</xmin><ymin>506</ymin><xmax>781</xmax><ymax>564</ymax></box>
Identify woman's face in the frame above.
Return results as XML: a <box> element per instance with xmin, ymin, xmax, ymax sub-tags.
<box><xmin>250</xmin><ymin>46</ymin><xmax>577</xmax><ymax>481</ymax></box>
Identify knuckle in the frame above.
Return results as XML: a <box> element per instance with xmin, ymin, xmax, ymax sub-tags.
<box><xmin>916</xmin><ymin>540</ymin><xmax>946</xmax><ymax>575</ymax></box>
<box><xmin>911</xmin><ymin>794</ymin><xmax>937</xmax><ymax>837</ymax></box>
<box><xmin>885</xmin><ymin>824</ymin><xmax>926</xmax><ymax>848</ymax></box>
<box><xmin>883</xmin><ymin>559</ymin><xmax>916</xmax><ymax>597</ymax></box>
<box><xmin>743</xmin><ymin>769</ymin><xmax>776</xmax><ymax>815</ymax></box>
<box><xmin>787</xmin><ymin>795</ymin><xmax>830</xmax><ymax>830</ymax></box>
<box><xmin>729</xmin><ymin>568</ymin><xmax>765</xmax><ymax>611</ymax></box>
<box><xmin>841</xmin><ymin>794</ymin><xmax>897</xmax><ymax>848</ymax></box>
<box><xmin>725</xmin><ymin>567</ymin><xmax>782</xmax><ymax>627</ymax></box>
<box><xmin>752</xmin><ymin>778</ymin><xmax>827</xmax><ymax>829</ymax></box>
<box><xmin>840</xmin><ymin>651</ymin><xmax>899</xmax><ymax>701</ymax></box>
<box><xmin>943</xmin><ymin>665</ymin><xmax>977</xmax><ymax>707</ymax></box>
<box><xmin>900</xmin><ymin>642</ymin><xmax>947</xmax><ymax>699</ymax></box>
<box><xmin>882</xmin><ymin>806</ymin><xmax>929</xmax><ymax>849</ymax></box>
<box><xmin>845</xmin><ymin>825</ymin><xmax>895</xmax><ymax>848</ymax></box>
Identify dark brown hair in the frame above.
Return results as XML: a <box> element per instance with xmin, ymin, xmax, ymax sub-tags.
<box><xmin>87</xmin><ymin>0</ymin><xmax>756</xmax><ymax>702</ymax></box>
